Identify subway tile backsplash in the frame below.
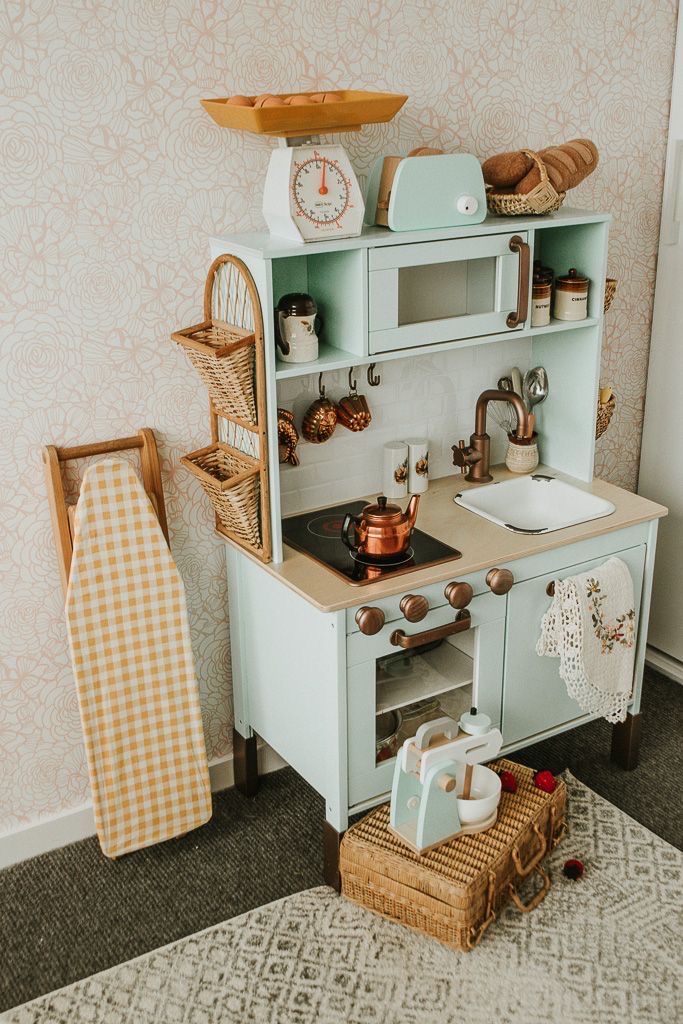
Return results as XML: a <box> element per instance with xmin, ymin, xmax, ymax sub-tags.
<box><xmin>278</xmin><ymin>338</ymin><xmax>533</xmax><ymax>516</ymax></box>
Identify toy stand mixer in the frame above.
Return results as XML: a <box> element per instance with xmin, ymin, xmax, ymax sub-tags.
<box><xmin>389</xmin><ymin>709</ymin><xmax>503</xmax><ymax>854</ymax></box>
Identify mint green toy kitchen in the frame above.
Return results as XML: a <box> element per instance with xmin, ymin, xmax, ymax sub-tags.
<box><xmin>194</xmin><ymin>204</ymin><xmax>665</xmax><ymax>889</ymax></box>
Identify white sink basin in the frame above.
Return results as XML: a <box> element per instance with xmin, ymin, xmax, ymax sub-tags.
<box><xmin>454</xmin><ymin>474</ymin><xmax>615</xmax><ymax>534</ymax></box>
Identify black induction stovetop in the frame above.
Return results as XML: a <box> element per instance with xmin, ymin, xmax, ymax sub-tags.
<box><xmin>282</xmin><ymin>501</ymin><xmax>461</xmax><ymax>586</ymax></box>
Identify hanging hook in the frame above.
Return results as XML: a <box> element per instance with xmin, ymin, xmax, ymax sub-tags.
<box><xmin>367</xmin><ymin>363</ymin><xmax>381</xmax><ymax>387</ymax></box>
<box><xmin>318</xmin><ymin>372</ymin><xmax>326</xmax><ymax>398</ymax></box>
<box><xmin>348</xmin><ymin>367</ymin><xmax>358</xmax><ymax>394</ymax></box>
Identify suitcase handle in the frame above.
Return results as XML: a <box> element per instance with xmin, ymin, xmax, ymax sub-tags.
<box><xmin>508</xmin><ymin>866</ymin><xmax>550</xmax><ymax>913</ymax></box>
<box><xmin>511</xmin><ymin>823</ymin><xmax>547</xmax><ymax>877</ymax></box>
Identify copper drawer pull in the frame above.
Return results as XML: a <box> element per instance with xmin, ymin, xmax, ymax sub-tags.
<box><xmin>390</xmin><ymin>610</ymin><xmax>471</xmax><ymax>649</ymax></box>
<box><xmin>506</xmin><ymin>235</ymin><xmax>530</xmax><ymax>329</ymax></box>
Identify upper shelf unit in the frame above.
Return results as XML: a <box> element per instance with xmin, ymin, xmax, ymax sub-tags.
<box><xmin>211</xmin><ymin>209</ymin><xmax>610</xmax><ymax>380</ymax></box>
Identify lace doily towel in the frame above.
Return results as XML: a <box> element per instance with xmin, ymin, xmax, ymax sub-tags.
<box><xmin>536</xmin><ymin>556</ymin><xmax>636</xmax><ymax>724</ymax></box>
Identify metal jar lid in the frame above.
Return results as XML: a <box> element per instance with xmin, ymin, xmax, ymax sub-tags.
<box><xmin>555</xmin><ymin>268</ymin><xmax>589</xmax><ymax>291</ymax></box>
<box><xmin>276</xmin><ymin>292</ymin><xmax>317</xmax><ymax>316</ymax></box>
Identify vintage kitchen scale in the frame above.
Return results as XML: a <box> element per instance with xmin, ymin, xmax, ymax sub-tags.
<box><xmin>202</xmin><ymin>90</ymin><xmax>488</xmax><ymax>241</ymax></box>
<box><xmin>202</xmin><ymin>90</ymin><xmax>407</xmax><ymax>242</ymax></box>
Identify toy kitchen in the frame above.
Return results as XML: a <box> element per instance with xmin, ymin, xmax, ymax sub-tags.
<box><xmin>173</xmin><ymin>90</ymin><xmax>666</xmax><ymax>887</ymax></box>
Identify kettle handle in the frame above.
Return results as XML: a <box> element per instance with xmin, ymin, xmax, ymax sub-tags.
<box><xmin>341</xmin><ymin>513</ymin><xmax>360</xmax><ymax>552</ymax></box>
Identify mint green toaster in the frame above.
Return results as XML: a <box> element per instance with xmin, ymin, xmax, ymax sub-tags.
<box><xmin>365</xmin><ymin>153</ymin><xmax>487</xmax><ymax>231</ymax></box>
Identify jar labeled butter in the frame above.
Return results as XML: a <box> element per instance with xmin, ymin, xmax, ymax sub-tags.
<box><xmin>554</xmin><ymin>268</ymin><xmax>589</xmax><ymax>321</ymax></box>
<box><xmin>531</xmin><ymin>275</ymin><xmax>552</xmax><ymax>327</ymax></box>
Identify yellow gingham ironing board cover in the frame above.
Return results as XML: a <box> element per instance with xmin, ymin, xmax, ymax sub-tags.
<box><xmin>65</xmin><ymin>460</ymin><xmax>211</xmax><ymax>857</ymax></box>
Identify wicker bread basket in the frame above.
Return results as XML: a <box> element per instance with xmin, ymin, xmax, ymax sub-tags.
<box><xmin>596</xmin><ymin>393</ymin><xmax>616</xmax><ymax>440</ymax></box>
<box><xmin>486</xmin><ymin>150</ymin><xmax>565</xmax><ymax>217</ymax></box>
<box><xmin>181</xmin><ymin>441</ymin><xmax>261</xmax><ymax>549</ymax></box>
<box><xmin>341</xmin><ymin>759</ymin><xmax>566</xmax><ymax>951</ymax></box>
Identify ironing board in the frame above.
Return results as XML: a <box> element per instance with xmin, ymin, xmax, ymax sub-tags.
<box><xmin>43</xmin><ymin>431</ymin><xmax>212</xmax><ymax>857</ymax></box>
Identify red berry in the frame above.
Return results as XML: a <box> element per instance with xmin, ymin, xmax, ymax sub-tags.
<box><xmin>563</xmin><ymin>858</ymin><xmax>585</xmax><ymax>880</ymax></box>
<box><xmin>533</xmin><ymin>769</ymin><xmax>557</xmax><ymax>794</ymax></box>
<box><xmin>499</xmin><ymin>770</ymin><xmax>517</xmax><ymax>793</ymax></box>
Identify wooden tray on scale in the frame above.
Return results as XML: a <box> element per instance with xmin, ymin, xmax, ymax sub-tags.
<box><xmin>201</xmin><ymin>90</ymin><xmax>407</xmax><ymax>138</ymax></box>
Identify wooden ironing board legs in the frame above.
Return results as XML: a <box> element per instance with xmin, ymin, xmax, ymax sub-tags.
<box><xmin>610</xmin><ymin>711</ymin><xmax>642</xmax><ymax>770</ymax></box>
<box><xmin>233</xmin><ymin>728</ymin><xmax>259</xmax><ymax>797</ymax></box>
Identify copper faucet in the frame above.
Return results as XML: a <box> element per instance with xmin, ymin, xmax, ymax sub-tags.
<box><xmin>452</xmin><ymin>389</ymin><xmax>530</xmax><ymax>484</ymax></box>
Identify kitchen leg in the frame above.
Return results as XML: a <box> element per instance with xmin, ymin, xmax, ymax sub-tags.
<box><xmin>323</xmin><ymin>820</ymin><xmax>345</xmax><ymax>892</ymax></box>
<box><xmin>233</xmin><ymin>727</ymin><xmax>259</xmax><ymax>796</ymax></box>
<box><xmin>610</xmin><ymin>711</ymin><xmax>642</xmax><ymax>770</ymax></box>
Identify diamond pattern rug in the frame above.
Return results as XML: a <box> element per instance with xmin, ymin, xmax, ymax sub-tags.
<box><xmin>3</xmin><ymin>773</ymin><xmax>681</xmax><ymax>1024</ymax></box>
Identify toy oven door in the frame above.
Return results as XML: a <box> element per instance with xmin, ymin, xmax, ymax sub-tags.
<box><xmin>346</xmin><ymin>591</ymin><xmax>505</xmax><ymax>810</ymax></box>
<box><xmin>368</xmin><ymin>232</ymin><xmax>529</xmax><ymax>355</ymax></box>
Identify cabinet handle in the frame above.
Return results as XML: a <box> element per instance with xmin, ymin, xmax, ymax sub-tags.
<box><xmin>506</xmin><ymin>235</ymin><xmax>530</xmax><ymax>329</ymax></box>
<box><xmin>390</xmin><ymin>610</ymin><xmax>471</xmax><ymax>649</ymax></box>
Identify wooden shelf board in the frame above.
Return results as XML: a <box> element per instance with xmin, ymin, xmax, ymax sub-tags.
<box><xmin>275</xmin><ymin>318</ymin><xmax>601</xmax><ymax>380</ymax></box>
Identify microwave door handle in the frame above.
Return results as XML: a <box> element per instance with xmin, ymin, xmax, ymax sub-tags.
<box><xmin>506</xmin><ymin>235</ymin><xmax>530</xmax><ymax>328</ymax></box>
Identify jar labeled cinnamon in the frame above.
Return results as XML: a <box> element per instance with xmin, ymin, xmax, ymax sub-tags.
<box><xmin>531</xmin><ymin>275</ymin><xmax>552</xmax><ymax>327</ymax></box>
<box><xmin>554</xmin><ymin>268</ymin><xmax>589</xmax><ymax>321</ymax></box>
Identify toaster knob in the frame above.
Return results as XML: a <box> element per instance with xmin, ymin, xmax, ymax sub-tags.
<box><xmin>486</xmin><ymin>568</ymin><xmax>514</xmax><ymax>595</ymax></box>
<box><xmin>457</xmin><ymin>194</ymin><xmax>479</xmax><ymax>216</ymax></box>
<box><xmin>399</xmin><ymin>594</ymin><xmax>429</xmax><ymax>622</ymax></box>
<box><xmin>444</xmin><ymin>581</ymin><xmax>473</xmax><ymax>609</ymax></box>
<box><xmin>355</xmin><ymin>606</ymin><xmax>385</xmax><ymax>636</ymax></box>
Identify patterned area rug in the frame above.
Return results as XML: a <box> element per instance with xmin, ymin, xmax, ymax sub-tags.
<box><xmin>3</xmin><ymin>774</ymin><xmax>681</xmax><ymax>1024</ymax></box>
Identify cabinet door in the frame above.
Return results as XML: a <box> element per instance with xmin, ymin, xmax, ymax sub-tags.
<box><xmin>502</xmin><ymin>545</ymin><xmax>646</xmax><ymax>745</ymax></box>
<box><xmin>368</xmin><ymin>232</ymin><xmax>527</xmax><ymax>354</ymax></box>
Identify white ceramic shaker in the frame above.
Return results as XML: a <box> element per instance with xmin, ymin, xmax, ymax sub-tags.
<box><xmin>406</xmin><ymin>437</ymin><xmax>429</xmax><ymax>494</ymax></box>
<box><xmin>383</xmin><ymin>441</ymin><xmax>408</xmax><ymax>499</ymax></box>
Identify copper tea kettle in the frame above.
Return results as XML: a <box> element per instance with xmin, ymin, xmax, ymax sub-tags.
<box><xmin>341</xmin><ymin>494</ymin><xmax>420</xmax><ymax>559</ymax></box>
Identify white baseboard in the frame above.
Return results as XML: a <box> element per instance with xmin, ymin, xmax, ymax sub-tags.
<box><xmin>646</xmin><ymin>645</ymin><xmax>683</xmax><ymax>685</ymax></box>
<box><xmin>0</xmin><ymin>744</ymin><xmax>286</xmax><ymax>871</ymax></box>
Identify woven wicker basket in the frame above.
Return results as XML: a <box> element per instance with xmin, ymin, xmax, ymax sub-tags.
<box><xmin>486</xmin><ymin>150</ymin><xmax>565</xmax><ymax>217</ymax></box>
<box><xmin>341</xmin><ymin>759</ymin><xmax>566</xmax><ymax>951</ymax></box>
<box><xmin>181</xmin><ymin>442</ymin><xmax>261</xmax><ymax>549</ymax></box>
<box><xmin>596</xmin><ymin>393</ymin><xmax>616</xmax><ymax>440</ymax></box>
<box><xmin>172</xmin><ymin>321</ymin><xmax>256</xmax><ymax>425</ymax></box>
<box><xmin>604</xmin><ymin>278</ymin><xmax>617</xmax><ymax>314</ymax></box>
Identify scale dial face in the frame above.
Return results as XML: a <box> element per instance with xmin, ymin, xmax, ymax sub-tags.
<box><xmin>288</xmin><ymin>146</ymin><xmax>364</xmax><ymax>241</ymax></box>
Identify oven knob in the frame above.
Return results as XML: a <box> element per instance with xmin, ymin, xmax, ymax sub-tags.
<box><xmin>486</xmin><ymin>568</ymin><xmax>514</xmax><ymax>595</ymax></box>
<box><xmin>399</xmin><ymin>594</ymin><xmax>429</xmax><ymax>622</ymax></box>
<box><xmin>444</xmin><ymin>581</ymin><xmax>473</xmax><ymax>609</ymax></box>
<box><xmin>355</xmin><ymin>606</ymin><xmax>385</xmax><ymax>636</ymax></box>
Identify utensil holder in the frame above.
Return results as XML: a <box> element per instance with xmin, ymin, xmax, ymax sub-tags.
<box><xmin>505</xmin><ymin>433</ymin><xmax>539</xmax><ymax>474</ymax></box>
<box><xmin>181</xmin><ymin>442</ymin><xmax>261</xmax><ymax>550</ymax></box>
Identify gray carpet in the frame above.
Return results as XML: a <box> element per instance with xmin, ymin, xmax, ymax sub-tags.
<box><xmin>0</xmin><ymin>668</ymin><xmax>681</xmax><ymax>1013</ymax></box>
<box><xmin>5</xmin><ymin>773</ymin><xmax>682</xmax><ymax>1024</ymax></box>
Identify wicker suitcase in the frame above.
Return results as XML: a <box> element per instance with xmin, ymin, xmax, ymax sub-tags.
<box><xmin>340</xmin><ymin>759</ymin><xmax>567</xmax><ymax>950</ymax></box>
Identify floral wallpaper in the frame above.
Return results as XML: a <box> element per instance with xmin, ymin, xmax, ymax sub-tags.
<box><xmin>0</xmin><ymin>0</ymin><xmax>676</xmax><ymax>834</ymax></box>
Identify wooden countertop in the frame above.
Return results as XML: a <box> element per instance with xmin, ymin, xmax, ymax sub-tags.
<box><xmin>225</xmin><ymin>466</ymin><xmax>667</xmax><ymax>612</ymax></box>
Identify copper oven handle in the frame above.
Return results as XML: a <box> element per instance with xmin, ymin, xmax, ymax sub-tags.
<box><xmin>506</xmin><ymin>235</ymin><xmax>530</xmax><ymax>329</ymax></box>
<box><xmin>390</xmin><ymin>609</ymin><xmax>471</xmax><ymax>649</ymax></box>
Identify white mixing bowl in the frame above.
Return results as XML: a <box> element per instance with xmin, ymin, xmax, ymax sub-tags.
<box><xmin>455</xmin><ymin>763</ymin><xmax>502</xmax><ymax>826</ymax></box>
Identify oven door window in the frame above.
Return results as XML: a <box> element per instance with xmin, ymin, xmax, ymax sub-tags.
<box><xmin>375</xmin><ymin>632</ymin><xmax>473</xmax><ymax>764</ymax></box>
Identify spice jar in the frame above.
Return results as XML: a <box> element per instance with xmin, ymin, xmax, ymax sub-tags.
<box><xmin>531</xmin><ymin>274</ymin><xmax>552</xmax><ymax>327</ymax></box>
<box><xmin>554</xmin><ymin>268</ymin><xmax>589</xmax><ymax>321</ymax></box>
<box><xmin>533</xmin><ymin>260</ymin><xmax>554</xmax><ymax>285</ymax></box>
